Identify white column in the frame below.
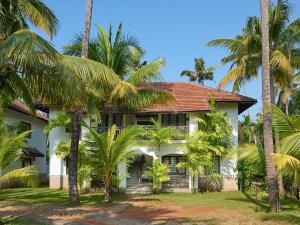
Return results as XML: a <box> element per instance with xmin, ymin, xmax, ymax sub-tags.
<box><xmin>118</xmin><ymin>160</ymin><xmax>127</xmax><ymax>189</ymax></box>
<box><xmin>49</xmin><ymin>108</ymin><xmax>70</xmax><ymax>189</ymax></box>
<box><xmin>189</xmin><ymin>113</ymin><xmax>199</xmax><ymax>134</ymax></box>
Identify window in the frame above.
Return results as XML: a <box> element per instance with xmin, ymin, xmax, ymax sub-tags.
<box><xmin>162</xmin><ymin>155</ymin><xmax>186</xmax><ymax>175</ymax></box>
<box><xmin>136</xmin><ymin>114</ymin><xmax>158</xmax><ymax>125</ymax></box>
<box><xmin>212</xmin><ymin>155</ymin><xmax>221</xmax><ymax>174</ymax></box>
<box><xmin>22</xmin><ymin>158</ymin><xmax>33</xmax><ymax>167</ymax></box>
<box><xmin>205</xmin><ymin>155</ymin><xmax>221</xmax><ymax>175</ymax></box>
<box><xmin>20</xmin><ymin>121</ymin><xmax>31</xmax><ymax>138</ymax></box>
<box><xmin>113</xmin><ymin>114</ymin><xmax>123</xmax><ymax>127</ymax></box>
<box><xmin>162</xmin><ymin>113</ymin><xmax>187</xmax><ymax>126</ymax></box>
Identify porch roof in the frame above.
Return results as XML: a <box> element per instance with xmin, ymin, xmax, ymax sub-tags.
<box><xmin>104</xmin><ymin>82</ymin><xmax>257</xmax><ymax>114</ymax></box>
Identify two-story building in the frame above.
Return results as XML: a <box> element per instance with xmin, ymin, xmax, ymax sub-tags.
<box><xmin>48</xmin><ymin>82</ymin><xmax>256</xmax><ymax>193</ymax></box>
<box><xmin>4</xmin><ymin>100</ymin><xmax>48</xmax><ymax>180</ymax></box>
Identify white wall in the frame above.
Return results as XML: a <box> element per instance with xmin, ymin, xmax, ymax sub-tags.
<box><xmin>48</xmin><ymin>108</ymin><xmax>70</xmax><ymax>177</ymax></box>
<box><xmin>216</xmin><ymin>103</ymin><xmax>238</xmax><ymax>176</ymax></box>
<box><xmin>4</xmin><ymin>108</ymin><xmax>48</xmax><ymax>174</ymax></box>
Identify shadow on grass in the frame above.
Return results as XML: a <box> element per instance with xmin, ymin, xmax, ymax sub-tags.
<box><xmin>261</xmin><ymin>213</ymin><xmax>300</xmax><ymax>225</ymax></box>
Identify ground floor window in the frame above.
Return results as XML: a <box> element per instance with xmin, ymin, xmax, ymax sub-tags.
<box><xmin>22</xmin><ymin>157</ymin><xmax>34</xmax><ymax>168</ymax></box>
<box><xmin>205</xmin><ymin>155</ymin><xmax>221</xmax><ymax>175</ymax></box>
<box><xmin>162</xmin><ymin>155</ymin><xmax>186</xmax><ymax>175</ymax></box>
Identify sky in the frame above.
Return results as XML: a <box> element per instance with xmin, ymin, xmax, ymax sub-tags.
<box><xmin>38</xmin><ymin>0</ymin><xmax>300</xmax><ymax>120</ymax></box>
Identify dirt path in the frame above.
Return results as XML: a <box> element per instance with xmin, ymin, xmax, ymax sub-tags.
<box><xmin>0</xmin><ymin>197</ymin><xmax>281</xmax><ymax>225</ymax></box>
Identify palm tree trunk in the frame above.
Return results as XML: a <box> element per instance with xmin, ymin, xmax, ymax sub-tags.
<box><xmin>260</xmin><ymin>0</ymin><xmax>281</xmax><ymax>212</ymax></box>
<box><xmin>81</xmin><ymin>0</ymin><xmax>93</xmax><ymax>58</ymax></box>
<box><xmin>68</xmin><ymin>0</ymin><xmax>93</xmax><ymax>204</ymax></box>
<box><xmin>69</xmin><ymin>110</ymin><xmax>81</xmax><ymax>204</ymax></box>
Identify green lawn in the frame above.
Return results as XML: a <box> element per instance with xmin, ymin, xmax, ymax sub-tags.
<box><xmin>0</xmin><ymin>188</ymin><xmax>299</xmax><ymax>225</ymax></box>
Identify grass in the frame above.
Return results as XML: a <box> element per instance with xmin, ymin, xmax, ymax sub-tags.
<box><xmin>0</xmin><ymin>188</ymin><xmax>299</xmax><ymax>224</ymax></box>
<box><xmin>0</xmin><ymin>187</ymin><xmax>127</xmax><ymax>206</ymax></box>
<box><xmin>0</xmin><ymin>217</ymin><xmax>45</xmax><ymax>225</ymax></box>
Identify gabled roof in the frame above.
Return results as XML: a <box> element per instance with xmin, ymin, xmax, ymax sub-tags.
<box><xmin>8</xmin><ymin>100</ymin><xmax>48</xmax><ymax>122</ymax></box>
<box><xmin>107</xmin><ymin>82</ymin><xmax>257</xmax><ymax>114</ymax></box>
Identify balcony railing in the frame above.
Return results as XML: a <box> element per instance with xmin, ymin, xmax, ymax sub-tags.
<box><xmin>162</xmin><ymin>175</ymin><xmax>189</xmax><ymax>188</ymax></box>
<box><xmin>91</xmin><ymin>125</ymin><xmax>189</xmax><ymax>140</ymax></box>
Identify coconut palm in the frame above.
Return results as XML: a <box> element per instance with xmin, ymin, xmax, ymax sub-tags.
<box><xmin>67</xmin><ymin>0</ymin><xmax>93</xmax><ymax>204</ymax></box>
<box><xmin>85</xmin><ymin>125</ymin><xmax>142</xmax><ymax>202</ymax></box>
<box><xmin>239</xmin><ymin>115</ymin><xmax>257</xmax><ymax>144</ymax></box>
<box><xmin>63</xmin><ymin>23</ymin><xmax>143</xmax><ymax>78</ymax></box>
<box><xmin>181</xmin><ymin>58</ymin><xmax>215</xmax><ymax>85</ymax></box>
<box><xmin>0</xmin><ymin>0</ymin><xmax>59</xmax><ymax>39</ymax></box>
<box><xmin>261</xmin><ymin>0</ymin><xmax>281</xmax><ymax>212</ymax></box>
<box><xmin>208</xmin><ymin>0</ymin><xmax>300</xmax><ymax>98</ymax></box>
<box><xmin>0</xmin><ymin>106</ymin><xmax>39</xmax><ymax>189</ymax></box>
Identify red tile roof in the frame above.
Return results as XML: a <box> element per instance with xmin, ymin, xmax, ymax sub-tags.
<box><xmin>8</xmin><ymin>100</ymin><xmax>48</xmax><ymax>122</ymax></box>
<box><xmin>107</xmin><ymin>82</ymin><xmax>257</xmax><ymax>114</ymax></box>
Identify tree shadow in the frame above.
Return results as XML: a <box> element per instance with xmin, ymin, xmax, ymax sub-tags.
<box><xmin>261</xmin><ymin>213</ymin><xmax>300</xmax><ymax>225</ymax></box>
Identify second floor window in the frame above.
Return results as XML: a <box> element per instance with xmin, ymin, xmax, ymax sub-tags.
<box><xmin>136</xmin><ymin>114</ymin><xmax>158</xmax><ymax>126</ymax></box>
<box><xmin>162</xmin><ymin>113</ymin><xmax>187</xmax><ymax>127</ymax></box>
<box><xmin>20</xmin><ymin>121</ymin><xmax>31</xmax><ymax>138</ymax></box>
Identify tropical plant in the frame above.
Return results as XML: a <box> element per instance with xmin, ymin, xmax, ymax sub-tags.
<box><xmin>63</xmin><ymin>23</ymin><xmax>143</xmax><ymax>78</ymax></box>
<box><xmin>0</xmin><ymin>0</ymin><xmax>59</xmax><ymax>39</ymax></box>
<box><xmin>0</xmin><ymin>106</ymin><xmax>38</xmax><ymax>189</ymax></box>
<box><xmin>145</xmin><ymin>119</ymin><xmax>183</xmax><ymax>159</ymax></box>
<box><xmin>261</xmin><ymin>0</ymin><xmax>281</xmax><ymax>212</ymax></box>
<box><xmin>178</xmin><ymin>106</ymin><xmax>234</xmax><ymax>193</ymax></box>
<box><xmin>55</xmin><ymin>141</ymin><xmax>93</xmax><ymax>191</ymax></box>
<box><xmin>272</xmin><ymin>106</ymin><xmax>300</xmax><ymax>194</ymax></box>
<box><xmin>287</xmin><ymin>88</ymin><xmax>300</xmax><ymax>115</ymax></box>
<box><xmin>67</xmin><ymin>0</ymin><xmax>93</xmax><ymax>204</ymax></box>
<box><xmin>145</xmin><ymin>160</ymin><xmax>170</xmax><ymax>193</ymax></box>
<box><xmin>181</xmin><ymin>58</ymin><xmax>215</xmax><ymax>84</ymax></box>
<box><xmin>239</xmin><ymin>115</ymin><xmax>257</xmax><ymax>144</ymax></box>
<box><xmin>208</xmin><ymin>0</ymin><xmax>300</xmax><ymax>101</ymax></box>
<box><xmin>85</xmin><ymin>125</ymin><xmax>141</xmax><ymax>202</ymax></box>
<box><xmin>0</xmin><ymin>0</ymin><xmax>61</xmax><ymax>105</ymax></box>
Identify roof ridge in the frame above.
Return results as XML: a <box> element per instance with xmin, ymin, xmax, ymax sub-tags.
<box><xmin>149</xmin><ymin>81</ymin><xmax>256</xmax><ymax>100</ymax></box>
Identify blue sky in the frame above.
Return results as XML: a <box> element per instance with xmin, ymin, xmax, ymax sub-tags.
<box><xmin>39</xmin><ymin>0</ymin><xmax>300</xmax><ymax>120</ymax></box>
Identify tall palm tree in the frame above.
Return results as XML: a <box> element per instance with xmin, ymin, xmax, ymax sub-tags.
<box><xmin>68</xmin><ymin>0</ymin><xmax>93</xmax><ymax>204</ymax></box>
<box><xmin>261</xmin><ymin>0</ymin><xmax>281</xmax><ymax>212</ymax></box>
<box><xmin>208</xmin><ymin>0</ymin><xmax>300</xmax><ymax>97</ymax></box>
<box><xmin>181</xmin><ymin>58</ymin><xmax>216</xmax><ymax>85</ymax></box>
<box><xmin>239</xmin><ymin>115</ymin><xmax>257</xmax><ymax>144</ymax></box>
<box><xmin>86</xmin><ymin>125</ymin><xmax>142</xmax><ymax>202</ymax></box>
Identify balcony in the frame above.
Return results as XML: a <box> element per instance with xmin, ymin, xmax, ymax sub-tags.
<box><xmin>92</xmin><ymin>125</ymin><xmax>189</xmax><ymax>140</ymax></box>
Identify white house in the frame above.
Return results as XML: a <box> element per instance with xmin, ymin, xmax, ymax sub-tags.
<box><xmin>48</xmin><ymin>82</ymin><xmax>256</xmax><ymax>192</ymax></box>
<box><xmin>4</xmin><ymin>100</ymin><xmax>48</xmax><ymax>179</ymax></box>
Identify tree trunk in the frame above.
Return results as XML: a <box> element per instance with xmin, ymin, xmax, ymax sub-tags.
<box><xmin>260</xmin><ymin>0</ymin><xmax>281</xmax><ymax>212</ymax></box>
<box><xmin>81</xmin><ymin>0</ymin><xmax>93</xmax><ymax>58</ymax></box>
<box><xmin>68</xmin><ymin>0</ymin><xmax>93</xmax><ymax>204</ymax></box>
<box><xmin>104</xmin><ymin>178</ymin><xmax>111</xmax><ymax>202</ymax></box>
<box><xmin>69</xmin><ymin>110</ymin><xmax>81</xmax><ymax>204</ymax></box>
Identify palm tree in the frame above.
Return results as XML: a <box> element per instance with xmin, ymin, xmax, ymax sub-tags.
<box><xmin>85</xmin><ymin>125</ymin><xmax>142</xmax><ymax>202</ymax></box>
<box><xmin>0</xmin><ymin>0</ymin><xmax>59</xmax><ymax>39</ymax></box>
<box><xmin>272</xmin><ymin>106</ymin><xmax>300</xmax><ymax>196</ymax></box>
<box><xmin>261</xmin><ymin>0</ymin><xmax>281</xmax><ymax>212</ymax></box>
<box><xmin>239</xmin><ymin>115</ymin><xmax>257</xmax><ymax>144</ymax></box>
<box><xmin>63</xmin><ymin>23</ymin><xmax>143</xmax><ymax>78</ymax></box>
<box><xmin>0</xmin><ymin>106</ymin><xmax>39</xmax><ymax>189</ymax></box>
<box><xmin>181</xmin><ymin>58</ymin><xmax>216</xmax><ymax>85</ymax></box>
<box><xmin>67</xmin><ymin>0</ymin><xmax>93</xmax><ymax>205</ymax></box>
<box><xmin>208</xmin><ymin>0</ymin><xmax>300</xmax><ymax>97</ymax></box>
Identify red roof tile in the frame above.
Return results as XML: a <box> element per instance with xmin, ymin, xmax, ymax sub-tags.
<box><xmin>107</xmin><ymin>82</ymin><xmax>257</xmax><ymax>114</ymax></box>
<box><xmin>8</xmin><ymin>100</ymin><xmax>48</xmax><ymax>122</ymax></box>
